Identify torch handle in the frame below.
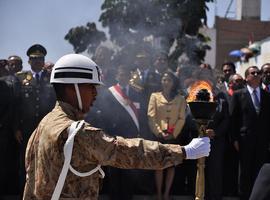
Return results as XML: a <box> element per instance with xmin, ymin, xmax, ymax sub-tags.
<box><xmin>195</xmin><ymin>157</ymin><xmax>206</xmax><ymax>200</ymax></box>
<box><xmin>195</xmin><ymin>124</ymin><xmax>207</xmax><ymax>200</ymax></box>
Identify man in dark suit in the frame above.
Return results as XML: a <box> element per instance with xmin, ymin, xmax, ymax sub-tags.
<box><xmin>223</xmin><ymin>73</ymin><xmax>245</xmax><ymax>196</ymax></box>
<box><xmin>101</xmin><ymin>65</ymin><xmax>145</xmax><ymax>138</ymax></box>
<box><xmin>98</xmin><ymin>65</ymin><xmax>148</xmax><ymax>200</ymax></box>
<box><xmin>217</xmin><ymin>62</ymin><xmax>236</xmax><ymax>93</ymax></box>
<box><xmin>15</xmin><ymin>44</ymin><xmax>56</xmax><ymax>196</ymax></box>
<box><xmin>205</xmin><ymin>91</ymin><xmax>230</xmax><ymax>200</ymax></box>
<box><xmin>249</xmin><ymin>163</ymin><xmax>270</xmax><ymax>200</ymax></box>
<box><xmin>0</xmin><ymin>57</ymin><xmax>22</xmax><ymax>196</ymax></box>
<box><xmin>0</xmin><ymin>61</ymin><xmax>19</xmax><ymax>198</ymax></box>
<box><xmin>231</xmin><ymin>66</ymin><xmax>270</xmax><ymax>200</ymax></box>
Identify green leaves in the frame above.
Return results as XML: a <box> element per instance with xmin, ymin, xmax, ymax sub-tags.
<box><xmin>64</xmin><ymin>22</ymin><xmax>106</xmax><ymax>54</ymax></box>
<box><xmin>65</xmin><ymin>0</ymin><xmax>213</xmax><ymax>66</ymax></box>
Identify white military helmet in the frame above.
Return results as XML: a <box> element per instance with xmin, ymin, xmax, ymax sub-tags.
<box><xmin>50</xmin><ymin>53</ymin><xmax>102</xmax><ymax>85</ymax></box>
<box><xmin>50</xmin><ymin>54</ymin><xmax>103</xmax><ymax>111</ymax></box>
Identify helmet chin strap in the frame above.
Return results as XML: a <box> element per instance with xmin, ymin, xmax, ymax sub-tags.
<box><xmin>74</xmin><ymin>84</ymin><xmax>82</xmax><ymax>111</ymax></box>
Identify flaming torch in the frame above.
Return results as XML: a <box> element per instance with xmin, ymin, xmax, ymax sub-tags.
<box><xmin>187</xmin><ymin>80</ymin><xmax>217</xmax><ymax>200</ymax></box>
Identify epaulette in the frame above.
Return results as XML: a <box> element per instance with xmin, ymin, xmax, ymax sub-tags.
<box><xmin>16</xmin><ymin>71</ymin><xmax>33</xmax><ymax>85</ymax></box>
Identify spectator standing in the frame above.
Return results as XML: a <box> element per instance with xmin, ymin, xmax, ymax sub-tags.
<box><xmin>142</xmin><ymin>51</ymin><xmax>167</xmax><ymax>99</ymax></box>
<box><xmin>0</xmin><ymin>59</ymin><xmax>9</xmax><ymax>77</ymax></box>
<box><xmin>15</xmin><ymin>44</ymin><xmax>56</xmax><ymax>197</ymax></box>
<box><xmin>8</xmin><ymin>55</ymin><xmax>23</xmax><ymax>74</ymax></box>
<box><xmin>205</xmin><ymin>91</ymin><xmax>230</xmax><ymax>200</ymax></box>
<box><xmin>43</xmin><ymin>61</ymin><xmax>54</xmax><ymax>74</ymax></box>
<box><xmin>0</xmin><ymin>59</ymin><xmax>20</xmax><ymax>198</ymax></box>
<box><xmin>231</xmin><ymin>66</ymin><xmax>270</xmax><ymax>200</ymax></box>
<box><xmin>223</xmin><ymin>73</ymin><xmax>245</xmax><ymax>197</ymax></box>
<box><xmin>98</xmin><ymin>65</ymin><xmax>146</xmax><ymax>200</ymax></box>
<box><xmin>148</xmin><ymin>71</ymin><xmax>186</xmax><ymax>200</ymax></box>
<box><xmin>217</xmin><ymin>62</ymin><xmax>236</xmax><ymax>93</ymax></box>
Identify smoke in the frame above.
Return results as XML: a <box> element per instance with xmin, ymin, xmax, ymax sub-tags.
<box><xmin>85</xmin><ymin>0</ymin><xmax>214</xmax><ymax>136</ymax></box>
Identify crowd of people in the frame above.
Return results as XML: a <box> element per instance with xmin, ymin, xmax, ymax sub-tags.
<box><xmin>1</xmin><ymin>43</ymin><xmax>270</xmax><ymax>200</ymax></box>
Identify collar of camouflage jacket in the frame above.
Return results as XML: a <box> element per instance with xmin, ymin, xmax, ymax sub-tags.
<box><xmin>56</xmin><ymin>101</ymin><xmax>85</xmax><ymax>121</ymax></box>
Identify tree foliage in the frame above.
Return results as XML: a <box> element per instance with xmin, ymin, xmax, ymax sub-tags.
<box><xmin>64</xmin><ymin>22</ymin><xmax>106</xmax><ymax>54</ymax></box>
<box><xmin>65</xmin><ymin>0</ymin><xmax>213</xmax><ymax>66</ymax></box>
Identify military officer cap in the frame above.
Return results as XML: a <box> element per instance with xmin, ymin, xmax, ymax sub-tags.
<box><xmin>27</xmin><ymin>44</ymin><xmax>47</xmax><ymax>58</ymax></box>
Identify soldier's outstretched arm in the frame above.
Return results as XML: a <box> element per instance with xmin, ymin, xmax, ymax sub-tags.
<box><xmin>72</xmin><ymin>125</ymin><xmax>210</xmax><ymax>170</ymax></box>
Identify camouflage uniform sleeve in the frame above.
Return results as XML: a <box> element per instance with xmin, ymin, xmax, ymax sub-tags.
<box><xmin>72</xmin><ymin>126</ymin><xmax>184</xmax><ymax>170</ymax></box>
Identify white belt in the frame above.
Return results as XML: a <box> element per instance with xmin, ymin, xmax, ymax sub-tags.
<box><xmin>51</xmin><ymin>120</ymin><xmax>105</xmax><ymax>200</ymax></box>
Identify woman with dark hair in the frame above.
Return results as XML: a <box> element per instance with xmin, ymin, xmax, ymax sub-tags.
<box><xmin>148</xmin><ymin>71</ymin><xmax>187</xmax><ymax>200</ymax></box>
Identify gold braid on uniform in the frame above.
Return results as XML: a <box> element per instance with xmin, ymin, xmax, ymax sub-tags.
<box><xmin>129</xmin><ymin>71</ymin><xmax>144</xmax><ymax>92</ymax></box>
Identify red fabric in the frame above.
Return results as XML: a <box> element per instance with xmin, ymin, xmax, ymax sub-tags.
<box><xmin>113</xmin><ymin>85</ymin><xmax>138</xmax><ymax>118</ymax></box>
<box><xmin>228</xmin><ymin>88</ymin><xmax>234</xmax><ymax>96</ymax></box>
<box><xmin>167</xmin><ymin>125</ymin><xmax>175</xmax><ymax>134</ymax></box>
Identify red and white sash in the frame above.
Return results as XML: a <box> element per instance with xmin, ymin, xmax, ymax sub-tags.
<box><xmin>109</xmin><ymin>85</ymin><xmax>140</xmax><ymax>131</ymax></box>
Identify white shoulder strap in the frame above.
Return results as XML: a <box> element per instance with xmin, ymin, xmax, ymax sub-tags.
<box><xmin>51</xmin><ymin>120</ymin><xmax>105</xmax><ymax>200</ymax></box>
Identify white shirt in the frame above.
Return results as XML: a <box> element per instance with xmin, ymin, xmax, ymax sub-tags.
<box><xmin>247</xmin><ymin>85</ymin><xmax>261</xmax><ymax>107</ymax></box>
<box><xmin>262</xmin><ymin>83</ymin><xmax>270</xmax><ymax>92</ymax></box>
<box><xmin>32</xmin><ymin>70</ymin><xmax>43</xmax><ymax>80</ymax></box>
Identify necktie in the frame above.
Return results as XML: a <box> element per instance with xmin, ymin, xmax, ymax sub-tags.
<box><xmin>35</xmin><ymin>73</ymin><xmax>40</xmax><ymax>81</ymax></box>
<box><xmin>253</xmin><ymin>90</ymin><xmax>260</xmax><ymax>113</ymax></box>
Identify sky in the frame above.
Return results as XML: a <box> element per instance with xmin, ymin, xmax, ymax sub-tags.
<box><xmin>0</xmin><ymin>0</ymin><xmax>270</xmax><ymax>69</ymax></box>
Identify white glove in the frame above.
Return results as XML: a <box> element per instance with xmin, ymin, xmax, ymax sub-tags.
<box><xmin>184</xmin><ymin>137</ymin><xmax>210</xmax><ymax>159</ymax></box>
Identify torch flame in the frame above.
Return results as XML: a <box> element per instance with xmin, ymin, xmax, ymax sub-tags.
<box><xmin>186</xmin><ymin>80</ymin><xmax>214</xmax><ymax>102</ymax></box>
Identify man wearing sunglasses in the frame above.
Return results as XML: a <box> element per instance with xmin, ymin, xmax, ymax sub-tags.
<box><xmin>231</xmin><ymin>66</ymin><xmax>270</xmax><ymax>200</ymax></box>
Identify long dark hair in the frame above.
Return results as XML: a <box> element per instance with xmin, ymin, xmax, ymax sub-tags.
<box><xmin>161</xmin><ymin>70</ymin><xmax>180</xmax><ymax>99</ymax></box>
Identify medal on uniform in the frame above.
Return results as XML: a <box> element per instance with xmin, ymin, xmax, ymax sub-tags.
<box><xmin>23</xmin><ymin>79</ymin><xmax>29</xmax><ymax>85</ymax></box>
<box><xmin>26</xmin><ymin>74</ymin><xmax>32</xmax><ymax>81</ymax></box>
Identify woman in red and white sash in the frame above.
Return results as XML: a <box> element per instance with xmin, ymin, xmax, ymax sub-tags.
<box><xmin>148</xmin><ymin>70</ymin><xmax>187</xmax><ymax>200</ymax></box>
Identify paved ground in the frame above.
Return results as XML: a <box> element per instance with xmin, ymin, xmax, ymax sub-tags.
<box><xmin>2</xmin><ymin>195</ymin><xmax>240</xmax><ymax>200</ymax></box>
<box><xmin>99</xmin><ymin>195</ymin><xmax>240</xmax><ymax>200</ymax></box>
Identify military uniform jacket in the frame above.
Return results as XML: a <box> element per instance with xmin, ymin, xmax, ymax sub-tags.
<box><xmin>23</xmin><ymin>101</ymin><xmax>184</xmax><ymax>200</ymax></box>
<box><xmin>17</xmin><ymin>70</ymin><xmax>56</xmax><ymax>142</ymax></box>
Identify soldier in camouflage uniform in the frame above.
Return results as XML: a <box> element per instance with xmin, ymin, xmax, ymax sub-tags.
<box><xmin>23</xmin><ymin>54</ymin><xmax>210</xmax><ymax>200</ymax></box>
<box><xmin>16</xmin><ymin>44</ymin><xmax>56</xmax><ymax>196</ymax></box>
